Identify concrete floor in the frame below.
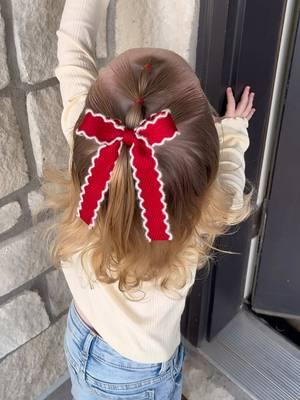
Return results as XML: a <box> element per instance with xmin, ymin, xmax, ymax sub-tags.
<box><xmin>182</xmin><ymin>340</ymin><xmax>252</xmax><ymax>400</ymax></box>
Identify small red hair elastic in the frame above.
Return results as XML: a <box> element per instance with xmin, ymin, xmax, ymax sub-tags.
<box><xmin>143</xmin><ymin>63</ymin><xmax>152</xmax><ymax>71</ymax></box>
<box><xmin>134</xmin><ymin>97</ymin><xmax>144</xmax><ymax>105</ymax></box>
<box><xmin>75</xmin><ymin>108</ymin><xmax>181</xmax><ymax>241</ymax></box>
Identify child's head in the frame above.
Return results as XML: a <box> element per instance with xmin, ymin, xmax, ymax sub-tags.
<box><xmin>42</xmin><ymin>48</ymin><xmax>255</xmax><ymax>299</ymax></box>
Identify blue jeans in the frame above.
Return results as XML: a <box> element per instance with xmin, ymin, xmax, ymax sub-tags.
<box><xmin>64</xmin><ymin>299</ymin><xmax>186</xmax><ymax>399</ymax></box>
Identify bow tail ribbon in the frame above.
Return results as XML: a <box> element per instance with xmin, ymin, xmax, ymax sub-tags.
<box><xmin>130</xmin><ymin>139</ymin><xmax>173</xmax><ymax>241</ymax></box>
<box><xmin>77</xmin><ymin>140</ymin><xmax>122</xmax><ymax>227</ymax></box>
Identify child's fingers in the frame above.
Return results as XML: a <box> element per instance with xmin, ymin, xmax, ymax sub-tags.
<box><xmin>236</xmin><ymin>86</ymin><xmax>251</xmax><ymax>115</ymax></box>
<box><xmin>225</xmin><ymin>87</ymin><xmax>236</xmax><ymax>117</ymax></box>
<box><xmin>242</xmin><ymin>91</ymin><xmax>255</xmax><ymax>117</ymax></box>
<box><xmin>245</xmin><ymin>108</ymin><xmax>256</xmax><ymax>120</ymax></box>
<box><xmin>221</xmin><ymin>85</ymin><xmax>256</xmax><ymax>121</ymax></box>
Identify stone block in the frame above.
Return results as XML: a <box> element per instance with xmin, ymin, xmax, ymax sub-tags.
<box><xmin>0</xmin><ymin>314</ymin><xmax>67</xmax><ymax>400</ymax></box>
<box><xmin>45</xmin><ymin>268</ymin><xmax>72</xmax><ymax>317</ymax></box>
<box><xmin>11</xmin><ymin>0</ymin><xmax>65</xmax><ymax>83</ymax></box>
<box><xmin>0</xmin><ymin>201</ymin><xmax>21</xmax><ymax>234</ymax></box>
<box><xmin>28</xmin><ymin>189</ymin><xmax>45</xmax><ymax>215</ymax></box>
<box><xmin>115</xmin><ymin>0</ymin><xmax>199</xmax><ymax>65</ymax></box>
<box><xmin>0</xmin><ymin>220</ymin><xmax>54</xmax><ymax>296</ymax></box>
<box><xmin>27</xmin><ymin>85</ymin><xmax>69</xmax><ymax>177</ymax></box>
<box><xmin>0</xmin><ymin>290</ymin><xmax>50</xmax><ymax>359</ymax></box>
<box><xmin>0</xmin><ymin>97</ymin><xmax>29</xmax><ymax>197</ymax></box>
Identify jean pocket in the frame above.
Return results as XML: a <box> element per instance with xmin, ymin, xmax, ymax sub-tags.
<box><xmin>85</xmin><ymin>352</ymin><xmax>168</xmax><ymax>391</ymax></box>
<box><xmin>77</xmin><ymin>385</ymin><xmax>155</xmax><ymax>400</ymax></box>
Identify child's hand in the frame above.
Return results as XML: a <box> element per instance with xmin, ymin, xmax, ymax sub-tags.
<box><xmin>214</xmin><ymin>85</ymin><xmax>256</xmax><ymax>123</ymax></box>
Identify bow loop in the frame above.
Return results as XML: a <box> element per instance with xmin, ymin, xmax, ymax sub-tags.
<box><xmin>136</xmin><ymin>109</ymin><xmax>179</xmax><ymax>146</ymax></box>
<box><xmin>75</xmin><ymin>108</ymin><xmax>180</xmax><ymax>241</ymax></box>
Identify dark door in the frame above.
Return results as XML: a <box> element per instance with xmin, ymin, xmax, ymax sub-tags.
<box><xmin>251</xmin><ymin>7</ymin><xmax>300</xmax><ymax>318</ymax></box>
<box><xmin>181</xmin><ymin>0</ymin><xmax>289</xmax><ymax>344</ymax></box>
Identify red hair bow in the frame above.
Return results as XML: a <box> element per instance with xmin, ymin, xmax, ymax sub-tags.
<box><xmin>75</xmin><ymin>108</ymin><xmax>180</xmax><ymax>241</ymax></box>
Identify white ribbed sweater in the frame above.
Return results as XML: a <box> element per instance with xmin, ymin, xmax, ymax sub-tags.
<box><xmin>55</xmin><ymin>0</ymin><xmax>250</xmax><ymax>363</ymax></box>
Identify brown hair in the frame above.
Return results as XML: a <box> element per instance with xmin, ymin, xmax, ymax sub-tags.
<box><xmin>40</xmin><ymin>48</ymin><xmax>256</xmax><ymax>300</ymax></box>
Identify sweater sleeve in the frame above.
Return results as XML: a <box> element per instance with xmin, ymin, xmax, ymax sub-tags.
<box><xmin>214</xmin><ymin>116</ymin><xmax>250</xmax><ymax>210</ymax></box>
<box><xmin>54</xmin><ymin>0</ymin><xmax>110</xmax><ymax>149</ymax></box>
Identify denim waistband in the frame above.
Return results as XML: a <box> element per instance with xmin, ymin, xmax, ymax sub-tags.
<box><xmin>68</xmin><ymin>298</ymin><xmax>178</xmax><ymax>373</ymax></box>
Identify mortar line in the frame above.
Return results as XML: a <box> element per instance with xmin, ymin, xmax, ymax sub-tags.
<box><xmin>106</xmin><ymin>0</ymin><xmax>117</xmax><ymax>62</ymax></box>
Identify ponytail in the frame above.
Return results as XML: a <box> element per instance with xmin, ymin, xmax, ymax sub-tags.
<box><xmin>102</xmin><ymin>62</ymin><xmax>154</xmax><ymax>252</ymax></box>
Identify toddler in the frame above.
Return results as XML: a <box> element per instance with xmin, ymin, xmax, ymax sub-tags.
<box><xmin>41</xmin><ymin>0</ymin><xmax>256</xmax><ymax>399</ymax></box>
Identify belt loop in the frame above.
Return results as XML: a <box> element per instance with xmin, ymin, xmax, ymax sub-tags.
<box><xmin>80</xmin><ymin>332</ymin><xmax>96</xmax><ymax>379</ymax></box>
<box><xmin>158</xmin><ymin>359</ymin><xmax>169</xmax><ymax>374</ymax></box>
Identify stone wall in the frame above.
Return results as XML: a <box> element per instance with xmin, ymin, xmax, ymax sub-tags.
<box><xmin>0</xmin><ymin>0</ymin><xmax>200</xmax><ymax>398</ymax></box>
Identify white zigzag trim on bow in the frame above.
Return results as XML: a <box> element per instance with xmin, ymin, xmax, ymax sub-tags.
<box><xmin>76</xmin><ymin>141</ymin><xmax>122</xmax><ymax>229</ymax></box>
<box><xmin>75</xmin><ymin>108</ymin><xmax>125</xmax><ymax>146</ymax></box>
<box><xmin>134</xmin><ymin>109</ymin><xmax>169</xmax><ymax>130</ymax></box>
<box><xmin>136</xmin><ymin>130</ymin><xmax>182</xmax><ymax>148</ymax></box>
<box><xmin>76</xmin><ymin>129</ymin><xmax>122</xmax><ymax>147</ymax></box>
<box><xmin>82</xmin><ymin>108</ymin><xmax>126</xmax><ymax>130</ymax></box>
<box><xmin>128</xmin><ymin>128</ymin><xmax>180</xmax><ymax>242</ymax></box>
<box><xmin>135</xmin><ymin>108</ymin><xmax>172</xmax><ymax>135</ymax></box>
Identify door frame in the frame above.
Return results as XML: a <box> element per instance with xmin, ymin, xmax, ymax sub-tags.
<box><xmin>251</xmin><ymin>1</ymin><xmax>300</xmax><ymax>318</ymax></box>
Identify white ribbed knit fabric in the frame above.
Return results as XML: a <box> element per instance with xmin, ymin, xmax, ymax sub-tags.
<box><xmin>55</xmin><ymin>0</ymin><xmax>250</xmax><ymax>363</ymax></box>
